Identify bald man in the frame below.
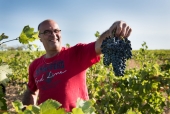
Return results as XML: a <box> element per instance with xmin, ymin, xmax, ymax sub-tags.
<box><xmin>22</xmin><ymin>19</ymin><xmax>132</xmax><ymax>112</ymax></box>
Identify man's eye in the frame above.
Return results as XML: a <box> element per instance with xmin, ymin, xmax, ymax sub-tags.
<box><xmin>54</xmin><ymin>29</ymin><xmax>60</xmax><ymax>33</ymax></box>
<box><xmin>44</xmin><ymin>30</ymin><xmax>51</xmax><ymax>34</ymax></box>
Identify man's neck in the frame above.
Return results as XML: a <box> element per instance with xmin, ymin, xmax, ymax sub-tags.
<box><xmin>45</xmin><ymin>48</ymin><xmax>61</xmax><ymax>58</ymax></box>
<box><xmin>45</xmin><ymin>52</ymin><xmax>59</xmax><ymax>58</ymax></box>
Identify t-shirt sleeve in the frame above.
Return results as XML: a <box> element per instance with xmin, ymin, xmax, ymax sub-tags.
<box><xmin>74</xmin><ymin>41</ymin><xmax>100</xmax><ymax>69</ymax></box>
<box><xmin>27</xmin><ymin>60</ymin><xmax>38</xmax><ymax>92</ymax></box>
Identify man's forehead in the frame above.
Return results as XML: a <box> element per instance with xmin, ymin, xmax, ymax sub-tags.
<box><xmin>39</xmin><ymin>20</ymin><xmax>59</xmax><ymax>30</ymax></box>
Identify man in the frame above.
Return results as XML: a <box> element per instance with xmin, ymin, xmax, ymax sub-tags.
<box><xmin>22</xmin><ymin>19</ymin><xmax>132</xmax><ymax>112</ymax></box>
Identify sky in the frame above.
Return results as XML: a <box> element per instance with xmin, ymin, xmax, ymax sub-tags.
<box><xmin>0</xmin><ymin>0</ymin><xmax>170</xmax><ymax>50</ymax></box>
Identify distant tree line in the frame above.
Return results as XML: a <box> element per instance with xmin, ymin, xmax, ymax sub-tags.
<box><xmin>0</xmin><ymin>44</ymin><xmax>28</xmax><ymax>51</ymax></box>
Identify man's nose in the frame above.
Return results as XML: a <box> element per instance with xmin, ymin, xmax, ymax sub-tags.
<box><xmin>50</xmin><ymin>31</ymin><xmax>56</xmax><ymax>37</ymax></box>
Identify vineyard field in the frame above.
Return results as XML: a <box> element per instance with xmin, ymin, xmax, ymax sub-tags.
<box><xmin>0</xmin><ymin>44</ymin><xmax>170</xmax><ymax>113</ymax></box>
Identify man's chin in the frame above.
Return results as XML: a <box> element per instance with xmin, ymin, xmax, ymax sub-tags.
<box><xmin>50</xmin><ymin>44</ymin><xmax>61</xmax><ymax>51</ymax></box>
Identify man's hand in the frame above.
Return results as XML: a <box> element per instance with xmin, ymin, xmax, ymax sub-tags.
<box><xmin>95</xmin><ymin>20</ymin><xmax>132</xmax><ymax>55</ymax></box>
<box><xmin>108</xmin><ymin>21</ymin><xmax>132</xmax><ymax>38</ymax></box>
<box><xmin>22</xmin><ymin>88</ymin><xmax>39</xmax><ymax>106</ymax></box>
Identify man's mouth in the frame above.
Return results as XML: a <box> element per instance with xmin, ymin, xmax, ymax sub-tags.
<box><xmin>49</xmin><ymin>39</ymin><xmax>59</xmax><ymax>42</ymax></box>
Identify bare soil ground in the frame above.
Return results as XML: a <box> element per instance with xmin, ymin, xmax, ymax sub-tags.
<box><xmin>5</xmin><ymin>85</ymin><xmax>23</xmax><ymax>113</ymax></box>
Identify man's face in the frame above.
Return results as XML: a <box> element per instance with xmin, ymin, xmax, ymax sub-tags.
<box><xmin>38</xmin><ymin>20</ymin><xmax>62</xmax><ymax>52</ymax></box>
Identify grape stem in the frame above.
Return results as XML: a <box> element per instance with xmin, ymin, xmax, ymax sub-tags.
<box><xmin>112</xmin><ymin>31</ymin><xmax>124</xmax><ymax>40</ymax></box>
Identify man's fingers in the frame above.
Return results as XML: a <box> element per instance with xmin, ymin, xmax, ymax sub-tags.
<box><xmin>125</xmin><ymin>28</ymin><xmax>132</xmax><ymax>38</ymax></box>
<box><xmin>114</xmin><ymin>22</ymin><xmax>123</xmax><ymax>37</ymax></box>
<box><xmin>124</xmin><ymin>26</ymin><xmax>130</xmax><ymax>38</ymax></box>
<box><xmin>109</xmin><ymin>21</ymin><xmax>132</xmax><ymax>38</ymax></box>
<box><xmin>119</xmin><ymin>23</ymin><xmax>127</xmax><ymax>37</ymax></box>
<box><xmin>109</xmin><ymin>22</ymin><xmax>117</xmax><ymax>37</ymax></box>
<box><xmin>115</xmin><ymin>26</ymin><xmax>122</xmax><ymax>37</ymax></box>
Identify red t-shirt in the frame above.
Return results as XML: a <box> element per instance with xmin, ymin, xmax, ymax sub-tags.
<box><xmin>27</xmin><ymin>41</ymin><xmax>100</xmax><ymax>112</ymax></box>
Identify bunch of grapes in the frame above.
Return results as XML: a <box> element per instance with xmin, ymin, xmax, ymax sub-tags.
<box><xmin>101</xmin><ymin>36</ymin><xmax>132</xmax><ymax>76</ymax></box>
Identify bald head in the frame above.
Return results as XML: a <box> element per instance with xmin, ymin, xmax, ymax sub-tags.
<box><xmin>38</xmin><ymin>19</ymin><xmax>58</xmax><ymax>31</ymax></box>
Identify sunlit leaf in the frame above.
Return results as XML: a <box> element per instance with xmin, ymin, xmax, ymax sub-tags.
<box><xmin>26</xmin><ymin>105</ymin><xmax>40</xmax><ymax>113</ymax></box>
<box><xmin>94</xmin><ymin>31</ymin><xmax>100</xmax><ymax>38</ymax></box>
<box><xmin>55</xmin><ymin>108</ymin><xmax>66</xmax><ymax>114</ymax></box>
<box><xmin>12</xmin><ymin>100</ymin><xmax>24</xmax><ymax>112</ymax></box>
<box><xmin>72</xmin><ymin>108</ymin><xmax>84</xmax><ymax>114</ymax></box>
<box><xmin>39</xmin><ymin>99</ymin><xmax>61</xmax><ymax>114</ymax></box>
<box><xmin>19</xmin><ymin>25</ymin><xmax>39</xmax><ymax>44</ymax></box>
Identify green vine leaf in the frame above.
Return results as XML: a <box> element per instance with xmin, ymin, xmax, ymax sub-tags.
<box><xmin>0</xmin><ymin>65</ymin><xmax>11</xmax><ymax>84</ymax></box>
<box><xmin>76</xmin><ymin>98</ymin><xmax>95</xmax><ymax>114</ymax></box>
<box><xmin>94</xmin><ymin>31</ymin><xmax>100</xmax><ymax>38</ymax></box>
<box><xmin>0</xmin><ymin>33</ymin><xmax>8</xmax><ymax>41</ymax></box>
<box><xmin>39</xmin><ymin>99</ymin><xmax>62</xmax><ymax>114</ymax></box>
<box><xmin>153</xmin><ymin>64</ymin><xmax>160</xmax><ymax>76</ymax></box>
<box><xmin>26</xmin><ymin>105</ymin><xmax>40</xmax><ymax>113</ymax></box>
<box><xmin>72</xmin><ymin>108</ymin><xmax>84</xmax><ymax>114</ymax></box>
<box><xmin>12</xmin><ymin>100</ymin><xmax>24</xmax><ymax>112</ymax></box>
<box><xmin>19</xmin><ymin>25</ymin><xmax>39</xmax><ymax>44</ymax></box>
<box><xmin>55</xmin><ymin>108</ymin><xmax>66</xmax><ymax>114</ymax></box>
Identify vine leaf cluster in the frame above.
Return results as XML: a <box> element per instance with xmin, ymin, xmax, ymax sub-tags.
<box><xmin>0</xmin><ymin>25</ymin><xmax>39</xmax><ymax>46</ymax></box>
